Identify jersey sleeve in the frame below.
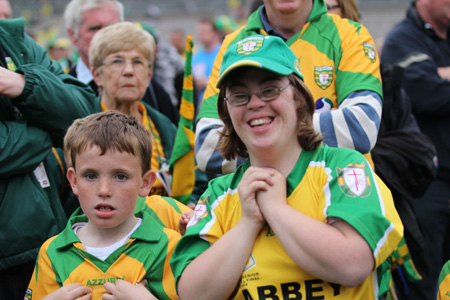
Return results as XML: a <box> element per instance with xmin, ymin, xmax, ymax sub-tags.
<box><xmin>313</xmin><ymin>90</ymin><xmax>382</xmax><ymax>153</ymax></box>
<box><xmin>142</xmin><ymin>195</ymin><xmax>192</xmax><ymax>234</ymax></box>
<box><xmin>312</xmin><ymin>20</ymin><xmax>383</xmax><ymax>154</ymax></box>
<box><xmin>26</xmin><ymin>237</ymin><xmax>60</xmax><ymax>300</ymax></box>
<box><xmin>323</xmin><ymin>148</ymin><xmax>403</xmax><ymax>269</ymax></box>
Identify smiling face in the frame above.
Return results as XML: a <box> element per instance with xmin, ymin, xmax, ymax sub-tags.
<box><xmin>67</xmin><ymin>144</ymin><xmax>155</xmax><ymax>231</ymax></box>
<box><xmin>225</xmin><ymin>68</ymin><xmax>301</xmax><ymax>158</ymax></box>
<box><xmin>93</xmin><ymin>49</ymin><xmax>152</xmax><ymax>106</ymax></box>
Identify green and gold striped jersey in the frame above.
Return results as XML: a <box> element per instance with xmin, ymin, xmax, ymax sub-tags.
<box><xmin>26</xmin><ymin>209</ymin><xmax>180</xmax><ymax>300</ymax></box>
<box><xmin>171</xmin><ymin>145</ymin><xmax>403</xmax><ymax>299</ymax></box>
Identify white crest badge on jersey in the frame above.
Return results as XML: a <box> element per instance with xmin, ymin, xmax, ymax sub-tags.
<box><xmin>237</xmin><ymin>36</ymin><xmax>264</xmax><ymax>55</ymax></box>
<box><xmin>337</xmin><ymin>163</ymin><xmax>371</xmax><ymax>197</ymax></box>
<box><xmin>363</xmin><ymin>42</ymin><xmax>376</xmax><ymax>62</ymax></box>
<box><xmin>188</xmin><ymin>196</ymin><xmax>210</xmax><ymax>227</ymax></box>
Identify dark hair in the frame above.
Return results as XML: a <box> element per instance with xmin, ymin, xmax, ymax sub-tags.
<box><xmin>217</xmin><ymin>72</ymin><xmax>322</xmax><ymax>160</ymax></box>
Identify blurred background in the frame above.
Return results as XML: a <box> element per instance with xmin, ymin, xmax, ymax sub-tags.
<box><xmin>10</xmin><ymin>0</ymin><xmax>411</xmax><ymax>60</ymax></box>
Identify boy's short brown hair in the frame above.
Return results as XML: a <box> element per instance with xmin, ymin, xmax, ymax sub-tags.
<box><xmin>65</xmin><ymin>111</ymin><xmax>152</xmax><ymax>174</ymax></box>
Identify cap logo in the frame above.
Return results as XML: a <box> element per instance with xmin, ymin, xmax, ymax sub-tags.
<box><xmin>363</xmin><ymin>43</ymin><xmax>376</xmax><ymax>62</ymax></box>
<box><xmin>314</xmin><ymin>66</ymin><xmax>334</xmax><ymax>90</ymax></box>
<box><xmin>237</xmin><ymin>36</ymin><xmax>264</xmax><ymax>55</ymax></box>
<box><xmin>293</xmin><ymin>59</ymin><xmax>301</xmax><ymax>76</ymax></box>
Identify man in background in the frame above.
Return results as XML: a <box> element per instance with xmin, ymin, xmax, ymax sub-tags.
<box><xmin>64</xmin><ymin>0</ymin><xmax>179</xmax><ymax>125</ymax></box>
<box><xmin>192</xmin><ymin>18</ymin><xmax>222</xmax><ymax>105</ymax></box>
<box><xmin>382</xmin><ymin>0</ymin><xmax>450</xmax><ymax>298</ymax></box>
<box><xmin>0</xmin><ymin>0</ymin><xmax>11</xmax><ymax>19</ymax></box>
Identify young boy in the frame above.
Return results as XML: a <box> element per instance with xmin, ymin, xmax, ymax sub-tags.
<box><xmin>26</xmin><ymin>111</ymin><xmax>180</xmax><ymax>300</ymax></box>
<box><xmin>62</xmin><ymin>115</ymin><xmax>192</xmax><ymax>235</ymax></box>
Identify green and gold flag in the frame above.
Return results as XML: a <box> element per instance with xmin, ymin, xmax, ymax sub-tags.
<box><xmin>169</xmin><ymin>35</ymin><xmax>196</xmax><ymax>205</ymax></box>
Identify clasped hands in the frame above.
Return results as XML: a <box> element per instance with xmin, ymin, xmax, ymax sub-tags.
<box><xmin>237</xmin><ymin>166</ymin><xmax>287</xmax><ymax>230</ymax></box>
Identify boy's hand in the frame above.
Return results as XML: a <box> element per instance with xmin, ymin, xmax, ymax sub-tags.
<box><xmin>103</xmin><ymin>279</ymin><xmax>157</xmax><ymax>300</ymax></box>
<box><xmin>42</xmin><ymin>283</ymin><xmax>92</xmax><ymax>300</ymax></box>
<box><xmin>179</xmin><ymin>210</ymin><xmax>194</xmax><ymax>235</ymax></box>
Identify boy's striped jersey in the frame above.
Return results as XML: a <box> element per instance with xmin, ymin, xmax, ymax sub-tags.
<box><xmin>26</xmin><ymin>209</ymin><xmax>180</xmax><ymax>300</ymax></box>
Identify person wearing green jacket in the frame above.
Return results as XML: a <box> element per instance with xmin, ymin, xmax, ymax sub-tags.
<box><xmin>0</xmin><ymin>18</ymin><xmax>96</xmax><ymax>300</ymax></box>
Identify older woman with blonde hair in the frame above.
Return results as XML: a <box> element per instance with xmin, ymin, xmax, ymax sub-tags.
<box><xmin>89</xmin><ymin>21</ymin><xmax>206</xmax><ymax>206</ymax></box>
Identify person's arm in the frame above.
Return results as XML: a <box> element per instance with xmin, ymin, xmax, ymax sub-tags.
<box><xmin>11</xmin><ymin>34</ymin><xmax>96</xmax><ymax>146</ymax></box>
<box><xmin>0</xmin><ymin>66</ymin><xmax>25</xmax><ymax>98</ymax></box>
<box><xmin>311</xmin><ymin>22</ymin><xmax>383</xmax><ymax>154</ymax></box>
<box><xmin>42</xmin><ymin>283</ymin><xmax>92</xmax><ymax>300</ymax></box>
<box><xmin>313</xmin><ymin>90</ymin><xmax>382</xmax><ymax>153</ymax></box>
<box><xmin>256</xmin><ymin>168</ymin><xmax>374</xmax><ymax>287</ymax></box>
<box><xmin>177</xmin><ymin>167</ymin><xmax>267</xmax><ymax>300</ymax></box>
<box><xmin>195</xmin><ymin>117</ymin><xmax>248</xmax><ymax>174</ymax></box>
<box><xmin>382</xmin><ymin>27</ymin><xmax>450</xmax><ymax>116</ymax></box>
<box><xmin>0</xmin><ymin>120</ymin><xmax>52</xmax><ymax>178</ymax></box>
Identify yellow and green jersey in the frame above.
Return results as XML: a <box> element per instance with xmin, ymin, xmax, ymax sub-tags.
<box><xmin>171</xmin><ymin>145</ymin><xmax>403</xmax><ymax>299</ymax></box>
<box><xmin>438</xmin><ymin>260</ymin><xmax>450</xmax><ymax>299</ymax></box>
<box><xmin>26</xmin><ymin>209</ymin><xmax>180</xmax><ymax>300</ymax></box>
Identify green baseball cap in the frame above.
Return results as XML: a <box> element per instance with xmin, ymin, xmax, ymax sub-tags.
<box><xmin>216</xmin><ymin>35</ymin><xmax>304</xmax><ymax>88</ymax></box>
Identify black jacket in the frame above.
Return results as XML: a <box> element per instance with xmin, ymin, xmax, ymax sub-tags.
<box><xmin>381</xmin><ymin>2</ymin><xmax>450</xmax><ymax>180</ymax></box>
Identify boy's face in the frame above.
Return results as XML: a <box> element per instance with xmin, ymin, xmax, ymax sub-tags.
<box><xmin>67</xmin><ymin>144</ymin><xmax>155</xmax><ymax>230</ymax></box>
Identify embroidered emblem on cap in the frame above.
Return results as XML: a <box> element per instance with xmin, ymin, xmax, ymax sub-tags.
<box><xmin>237</xmin><ymin>36</ymin><xmax>264</xmax><ymax>55</ymax></box>
<box><xmin>293</xmin><ymin>58</ymin><xmax>301</xmax><ymax>75</ymax></box>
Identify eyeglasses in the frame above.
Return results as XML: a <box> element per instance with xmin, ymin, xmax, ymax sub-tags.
<box><xmin>100</xmin><ymin>57</ymin><xmax>150</xmax><ymax>72</ymax></box>
<box><xmin>224</xmin><ymin>82</ymin><xmax>290</xmax><ymax>106</ymax></box>
<box><xmin>327</xmin><ymin>3</ymin><xmax>340</xmax><ymax>10</ymax></box>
